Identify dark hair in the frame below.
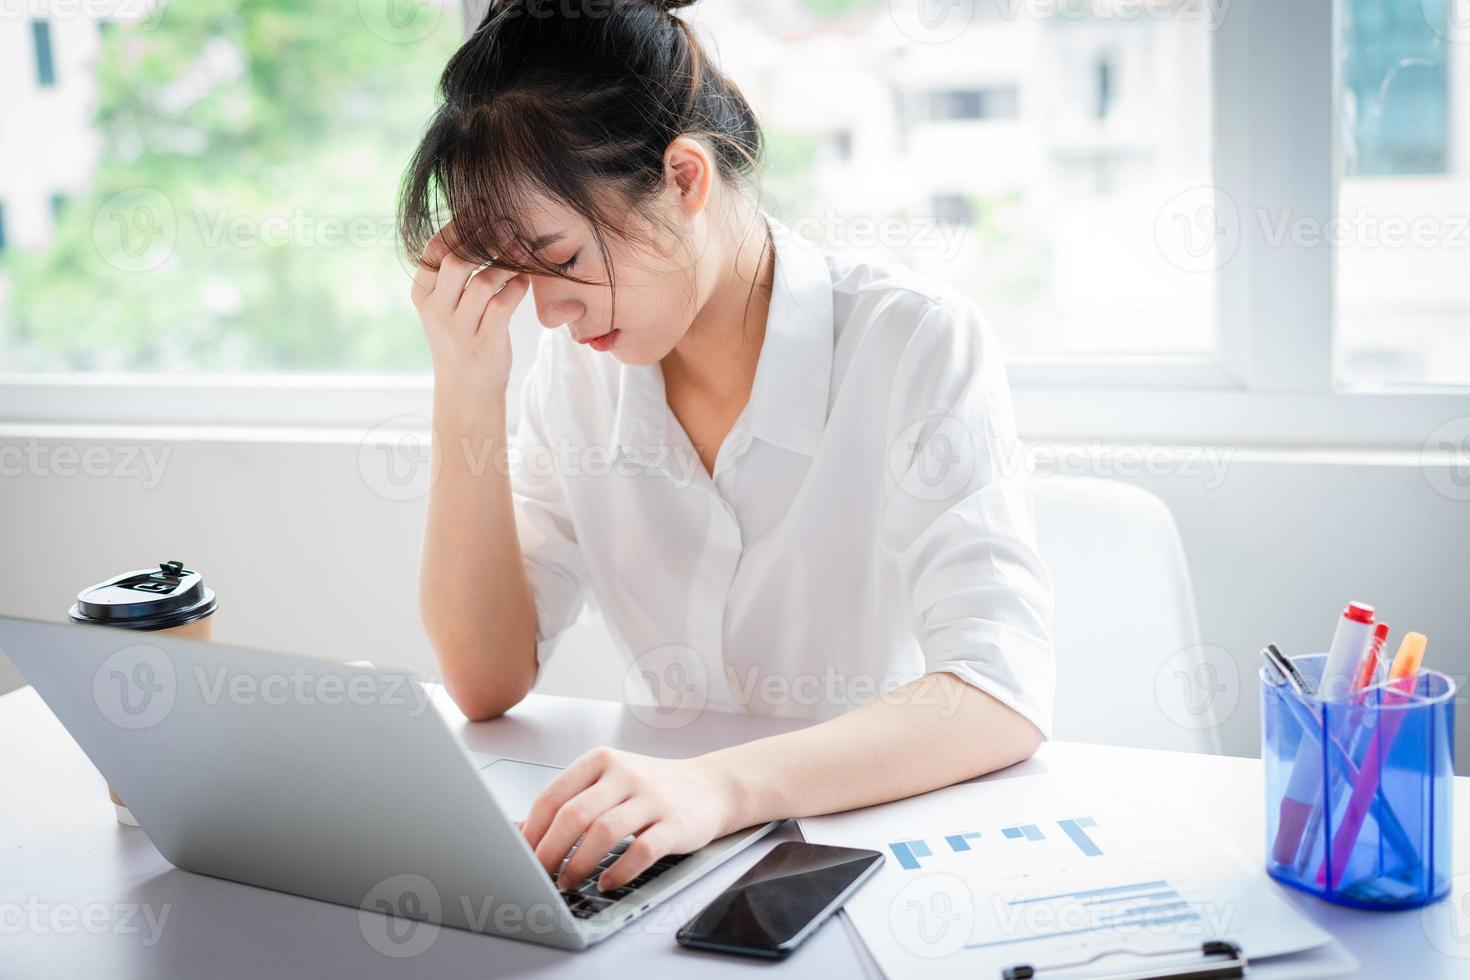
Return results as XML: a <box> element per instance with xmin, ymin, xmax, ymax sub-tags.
<box><xmin>398</xmin><ymin>0</ymin><xmax>765</xmax><ymax>298</ymax></box>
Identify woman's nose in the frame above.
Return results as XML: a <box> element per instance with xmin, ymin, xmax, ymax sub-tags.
<box><xmin>532</xmin><ymin>287</ymin><xmax>586</xmax><ymax>329</ymax></box>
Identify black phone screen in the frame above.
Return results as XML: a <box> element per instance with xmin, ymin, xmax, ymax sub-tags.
<box><xmin>676</xmin><ymin>841</ymin><xmax>883</xmax><ymax>958</ymax></box>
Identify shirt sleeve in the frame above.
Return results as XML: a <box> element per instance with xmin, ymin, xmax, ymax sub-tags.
<box><xmin>879</xmin><ymin>294</ymin><xmax>1057</xmax><ymax>739</ymax></box>
<box><xmin>509</xmin><ymin>337</ymin><xmax>593</xmax><ymax>669</ymax></box>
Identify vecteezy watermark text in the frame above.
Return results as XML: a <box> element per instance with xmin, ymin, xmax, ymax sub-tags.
<box><xmin>357</xmin><ymin>416</ymin><xmax>707</xmax><ymax>502</ymax></box>
<box><xmin>776</xmin><ymin>211</ymin><xmax>969</xmax><ymax>262</ymax></box>
<box><xmin>193</xmin><ymin>665</ymin><xmax>433</xmax><ymax>718</ymax></box>
<box><xmin>1018</xmin><ymin>441</ymin><xmax>1234</xmax><ymax>489</ymax></box>
<box><xmin>997</xmin><ymin>0</ymin><xmax>1232</xmax><ymax>28</ymax></box>
<box><xmin>0</xmin><ymin>898</ymin><xmax>172</xmax><ymax>947</ymax></box>
<box><xmin>0</xmin><ymin>441</ymin><xmax>170</xmax><ymax>489</ymax></box>
<box><xmin>0</xmin><ymin>0</ymin><xmax>166</xmax><ymax>29</ymax></box>
<box><xmin>93</xmin><ymin>643</ymin><xmax>437</xmax><ymax>731</ymax></box>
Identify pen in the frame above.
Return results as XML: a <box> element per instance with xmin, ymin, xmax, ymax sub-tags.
<box><xmin>1262</xmin><ymin>647</ymin><xmax>1333</xmax><ymax>759</ymax></box>
<box><xmin>1343</xmin><ymin>624</ymin><xmax>1390</xmax><ymax>774</ymax></box>
<box><xmin>1265</xmin><ymin>644</ymin><xmax>1313</xmax><ymax>697</ymax></box>
<box><xmin>1351</xmin><ymin>624</ymin><xmax>1390</xmax><ymax>694</ymax></box>
<box><xmin>1261</xmin><ymin>643</ymin><xmax>1334</xmax><ymax>876</ymax></box>
<box><xmin>1318</xmin><ymin>632</ymin><xmax>1428</xmax><ymax>889</ymax></box>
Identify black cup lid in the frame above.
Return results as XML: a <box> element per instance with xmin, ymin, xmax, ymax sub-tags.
<box><xmin>69</xmin><ymin>560</ymin><xmax>218</xmax><ymax>631</ymax></box>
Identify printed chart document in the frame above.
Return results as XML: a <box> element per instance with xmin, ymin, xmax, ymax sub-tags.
<box><xmin>799</xmin><ymin>772</ymin><xmax>1355</xmax><ymax>979</ymax></box>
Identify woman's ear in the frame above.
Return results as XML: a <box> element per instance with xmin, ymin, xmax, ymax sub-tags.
<box><xmin>663</xmin><ymin>136</ymin><xmax>714</xmax><ymax>217</ymax></box>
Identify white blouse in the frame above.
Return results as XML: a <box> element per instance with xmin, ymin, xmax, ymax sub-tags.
<box><xmin>508</xmin><ymin>213</ymin><xmax>1056</xmax><ymax>737</ymax></box>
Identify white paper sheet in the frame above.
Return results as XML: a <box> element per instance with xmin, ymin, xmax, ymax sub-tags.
<box><xmin>799</xmin><ymin>771</ymin><xmax>1348</xmax><ymax>979</ymax></box>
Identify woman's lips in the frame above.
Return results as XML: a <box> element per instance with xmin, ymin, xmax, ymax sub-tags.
<box><xmin>584</xmin><ymin>329</ymin><xmax>620</xmax><ymax>352</ymax></box>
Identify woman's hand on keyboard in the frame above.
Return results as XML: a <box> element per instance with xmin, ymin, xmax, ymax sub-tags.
<box><xmin>520</xmin><ymin>746</ymin><xmax>739</xmax><ymax>892</ymax></box>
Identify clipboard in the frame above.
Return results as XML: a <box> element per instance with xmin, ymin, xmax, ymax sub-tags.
<box><xmin>997</xmin><ymin>936</ymin><xmax>1361</xmax><ymax>980</ymax></box>
<box><xmin>836</xmin><ymin>909</ymin><xmax>1358</xmax><ymax>980</ymax></box>
<box><xmin>804</xmin><ymin>767</ymin><xmax>1364</xmax><ymax>980</ymax></box>
<box><xmin>1003</xmin><ymin>940</ymin><xmax>1246</xmax><ymax>980</ymax></box>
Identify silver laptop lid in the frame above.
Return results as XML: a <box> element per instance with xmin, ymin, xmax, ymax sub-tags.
<box><xmin>0</xmin><ymin>616</ymin><xmax>585</xmax><ymax>950</ymax></box>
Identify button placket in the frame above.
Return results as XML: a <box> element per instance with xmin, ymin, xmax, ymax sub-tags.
<box><xmin>697</xmin><ymin>485</ymin><xmax>743</xmax><ymax>710</ymax></box>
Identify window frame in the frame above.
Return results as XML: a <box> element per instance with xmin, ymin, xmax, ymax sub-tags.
<box><xmin>2</xmin><ymin>0</ymin><xmax>1468</xmax><ymax>446</ymax></box>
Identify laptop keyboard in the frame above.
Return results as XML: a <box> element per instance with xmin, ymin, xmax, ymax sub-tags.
<box><xmin>552</xmin><ymin>835</ymin><xmax>689</xmax><ymax>919</ymax></box>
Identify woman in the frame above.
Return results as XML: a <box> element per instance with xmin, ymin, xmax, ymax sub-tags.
<box><xmin>399</xmin><ymin>0</ymin><xmax>1054</xmax><ymax>897</ymax></box>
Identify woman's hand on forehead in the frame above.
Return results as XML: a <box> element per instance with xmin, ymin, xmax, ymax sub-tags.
<box><xmin>409</xmin><ymin>217</ymin><xmax>531</xmax><ymax>400</ymax></box>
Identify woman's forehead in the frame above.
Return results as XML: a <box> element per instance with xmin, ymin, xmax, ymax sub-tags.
<box><xmin>503</xmin><ymin>192</ymin><xmax>582</xmax><ymax>245</ymax></box>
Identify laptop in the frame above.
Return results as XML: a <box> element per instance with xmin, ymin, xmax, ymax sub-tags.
<box><xmin>0</xmin><ymin>616</ymin><xmax>778</xmax><ymax>951</ymax></box>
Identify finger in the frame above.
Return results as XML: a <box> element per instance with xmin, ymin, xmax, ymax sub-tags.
<box><xmin>535</xmin><ymin>779</ymin><xmax>631</xmax><ymax>880</ymax></box>
<box><xmin>452</xmin><ymin>266</ymin><xmax>520</xmax><ymax>335</ymax></box>
<box><xmin>411</xmin><ymin>261</ymin><xmax>437</xmax><ymax>307</ymax></box>
<box><xmin>411</xmin><ymin>223</ymin><xmax>456</xmax><ymax>304</ymax></box>
<box><xmin>521</xmin><ymin>747</ymin><xmax>617</xmax><ymax>850</ymax></box>
<box><xmin>558</xmin><ymin>797</ymin><xmax>655</xmax><ymax>890</ymax></box>
<box><xmin>422</xmin><ymin>220</ymin><xmax>457</xmax><ymax>267</ymax></box>
<box><xmin>429</xmin><ymin>250</ymin><xmax>483</xmax><ymax>313</ymax></box>
<box><xmin>599</xmin><ymin>823</ymin><xmax>677</xmax><ymax>892</ymax></box>
<box><xmin>482</xmin><ymin>273</ymin><xmax>530</xmax><ymax>323</ymax></box>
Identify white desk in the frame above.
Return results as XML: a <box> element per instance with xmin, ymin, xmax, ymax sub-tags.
<box><xmin>2</xmin><ymin>684</ymin><xmax>1467</xmax><ymax>978</ymax></box>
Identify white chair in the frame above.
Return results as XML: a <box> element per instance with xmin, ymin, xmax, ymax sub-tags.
<box><xmin>1032</xmin><ymin>476</ymin><xmax>1221</xmax><ymax>754</ymax></box>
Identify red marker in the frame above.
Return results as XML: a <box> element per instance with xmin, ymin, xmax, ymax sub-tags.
<box><xmin>1352</xmin><ymin>623</ymin><xmax>1390</xmax><ymax>692</ymax></box>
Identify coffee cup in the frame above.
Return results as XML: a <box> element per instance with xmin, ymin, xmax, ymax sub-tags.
<box><xmin>69</xmin><ymin>560</ymin><xmax>218</xmax><ymax>826</ymax></box>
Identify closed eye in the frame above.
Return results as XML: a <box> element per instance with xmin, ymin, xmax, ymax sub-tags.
<box><xmin>553</xmin><ymin>251</ymin><xmax>580</xmax><ymax>274</ymax></box>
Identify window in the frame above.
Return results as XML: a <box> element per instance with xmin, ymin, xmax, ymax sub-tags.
<box><xmin>1343</xmin><ymin>0</ymin><xmax>1448</xmax><ymax>174</ymax></box>
<box><xmin>832</xmin><ymin>129</ymin><xmax>853</xmax><ymax>162</ymax></box>
<box><xmin>925</xmin><ymin>87</ymin><xmax>1021</xmax><ymax>122</ymax></box>
<box><xmin>1095</xmin><ymin>56</ymin><xmax>1114</xmax><ymax>121</ymax></box>
<box><xmin>1335</xmin><ymin>0</ymin><xmax>1470</xmax><ymax>387</ymax></box>
<box><xmin>932</xmin><ymin>193</ymin><xmax>975</xmax><ymax>227</ymax></box>
<box><xmin>0</xmin><ymin>1</ymin><xmax>1465</xmax><ymax>441</ymax></box>
<box><xmin>32</xmin><ymin>20</ymin><xmax>56</xmax><ymax>88</ymax></box>
<box><xmin>0</xmin><ymin>3</ymin><xmax>464</xmax><ymax>373</ymax></box>
<box><xmin>720</xmin><ymin>2</ymin><xmax>1216</xmax><ymax>359</ymax></box>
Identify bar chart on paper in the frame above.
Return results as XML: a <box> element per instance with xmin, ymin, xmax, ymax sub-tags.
<box><xmin>888</xmin><ymin>816</ymin><xmax>1103</xmax><ymax>870</ymax></box>
<box><xmin>880</xmin><ymin>809</ymin><xmax>1212</xmax><ymax>948</ymax></box>
<box><xmin>799</xmin><ymin>773</ymin><xmax>1339</xmax><ymax>979</ymax></box>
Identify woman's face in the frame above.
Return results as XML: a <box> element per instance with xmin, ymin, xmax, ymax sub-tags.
<box><xmin>509</xmin><ymin>192</ymin><xmax>715</xmax><ymax>366</ymax></box>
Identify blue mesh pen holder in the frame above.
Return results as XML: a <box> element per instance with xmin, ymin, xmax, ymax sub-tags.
<box><xmin>1261</xmin><ymin>653</ymin><xmax>1455</xmax><ymax>910</ymax></box>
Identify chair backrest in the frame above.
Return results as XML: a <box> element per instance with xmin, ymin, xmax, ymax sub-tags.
<box><xmin>1032</xmin><ymin>476</ymin><xmax>1221</xmax><ymax>753</ymax></box>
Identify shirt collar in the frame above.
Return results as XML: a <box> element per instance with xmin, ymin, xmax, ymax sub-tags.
<box><xmin>607</xmin><ymin>210</ymin><xmax>834</xmax><ymax>465</ymax></box>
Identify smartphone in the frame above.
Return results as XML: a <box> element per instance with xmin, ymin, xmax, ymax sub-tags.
<box><xmin>676</xmin><ymin>841</ymin><xmax>884</xmax><ymax>959</ymax></box>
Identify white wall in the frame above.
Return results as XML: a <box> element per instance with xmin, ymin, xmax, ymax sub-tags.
<box><xmin>1120</xmin><ymin>448</ymin><xmax>1470</xmax><ymax>765</ymax></box>
<box><xmin>1</xmin><ymin>430</ymin><xmax>1467</xmax><ymax>770</ymax></box>
<box><xmin>0</xmin><ymin>428</ymin><xmax>633</xmax><ymax>708</ymax></box>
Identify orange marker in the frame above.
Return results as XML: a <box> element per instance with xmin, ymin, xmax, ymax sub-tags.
<box><xmin>1387</xmin><ymin>632</ymin><xmax>1427</xmax><ymax>687</ymax></box>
